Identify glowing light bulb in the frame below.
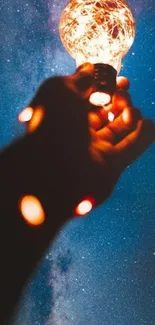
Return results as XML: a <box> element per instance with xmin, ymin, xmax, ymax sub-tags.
<box><xmin>59</xmin><ymin>0</ymin><xmax>135</xmax><ymax>108</ymax></box>
<box><xmin>59</xmin><ymin>0</ymin><xmax>135</xmax><ymax>73</ymax></box>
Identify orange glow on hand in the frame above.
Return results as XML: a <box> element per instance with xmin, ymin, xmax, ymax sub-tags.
<box><xmin>18</xmin><ymin>107</ymin><xmax>33</xmax><ymax>122</ymax></box>
<box><xmin>74</xmin><ymin>197</ymin><xmax>94</xmax><ymax>216</ymax></box>
<box><xmin>27</xmin><ymin>106</ymin><xmax>44</xmax><ymax>132</ymax></box>
<box><xmin>19</xmin><ymin>195</ymin><xmax>45</xmax><ymax>226</ymax></box>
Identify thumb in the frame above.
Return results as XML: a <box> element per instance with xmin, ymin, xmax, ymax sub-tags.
<box><xmin>64</xmin><ymin>62</ymin><xmax>95</xmax><ymax>99</ymax></box>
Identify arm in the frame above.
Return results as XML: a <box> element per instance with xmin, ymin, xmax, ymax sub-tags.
<box><xmin>0</xmin><ymin>64</ymin><xmax>155</xmax><ymax>324</ymax></box>
<box><xmin>0</xmin><ymin>75</ymin><xmax>108</xmax><ymax>324</ymax></box>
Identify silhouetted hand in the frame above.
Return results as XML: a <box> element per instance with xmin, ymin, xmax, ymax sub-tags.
<box><xmin>23</xmin><ymin>62</ymin><xmax>155</xmax><ymax>207</ymax></box>
<box><xmin>0</xmin><ymin>63</ymin><xmax>155</xmax><ymax>325</ymax></box>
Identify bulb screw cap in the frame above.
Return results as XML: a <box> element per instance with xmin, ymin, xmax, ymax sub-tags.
<box><xmin>94</xmin><ymin>63</ymin><xmax>117</xmax><ymax>96</ymax></box>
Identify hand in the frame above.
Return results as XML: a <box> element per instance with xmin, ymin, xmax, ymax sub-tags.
<box><xmin>89</xmin><ymin>75</ymin><xmax>155</xmax><ymax>169</ymax></box>
<box><xmin>64</xmin><ymin>63</ymin><xmax>155</xmax><ymax>203</ymax></box>
<box><xmin>23</xmin><ymin>62</ymin><xmax>155</xmax><ymax>208</ymax></box>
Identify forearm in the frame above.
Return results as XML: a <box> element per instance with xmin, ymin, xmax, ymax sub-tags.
<box><xmin>0</xmin><ymin>124</ymin><xmax>112</xmax><ymax>324</ymax></box>
<box><xmin>0</xmin><ymin>133</ymin><xmax>74</xmax><ymax>324</ymax></box>
<box><xmin>0</xmin><ymin>76</ymin><xmax>115</xmax><ymax>324</ymax></box>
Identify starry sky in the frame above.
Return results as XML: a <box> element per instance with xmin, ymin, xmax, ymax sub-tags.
<box><xmin>0</xmin><ymin>0</ymin><xmax>155</xmax><ymax>324</ymax></box>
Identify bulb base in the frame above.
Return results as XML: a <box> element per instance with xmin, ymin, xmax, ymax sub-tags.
<box><xmin>94</xmin><ymin>63</ymin><xmax>117</xmax><ymax>97</ymax></box>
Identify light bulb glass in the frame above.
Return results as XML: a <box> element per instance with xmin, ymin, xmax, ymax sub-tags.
<box><xmin>59</xmin><ymin>0</ymin><xmax>135</xmax><ymax>74</ymax></box>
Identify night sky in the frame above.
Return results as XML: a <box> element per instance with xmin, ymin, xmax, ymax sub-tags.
<box><xmin>0</xmin><ymin>0</ymin><xmax>155</xmax><ymax>324</ymax></box>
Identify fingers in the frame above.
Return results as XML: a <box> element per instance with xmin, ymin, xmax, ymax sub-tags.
<box><xmin>64</xmin><ymin>63</ymin><xmax>95</xmax><ymax>99</ymax></box>
<box><xmin>113</xmin><ymin>90</ymin><xmax>132</xmax><ymax>112</ymax></box>
<box><xmin>115</xmin><ymin>119</ymin><xmax>155</xmax><ymax>166</ymax></box>
<box><xmin>88</xmin><ymin>74</ymin><xmax>155</xmax><ymax>172</ymax></box>
<box><xmin>88</xmin><ymin>90</ymin><xmax>133</xmax><ymax>131</ymax></box>
<box><xmin>76</xmin><ymin>62</ymin><xmax>94</xmax><ymax>77</ymax></box>
<box><xmin>90</xmin><ymin>118</ymin><xmax>155</xmax><ymax>171</ymax></box>
<box><xmin>104</xmin><ymin>77</ymin><xmax>131</xmax><ymax>114</ymax></box>
<box><xmin>104</xmin><ymin>90</ymin><xmax>132</xmax><ymax>117</ymax></box>
<box><xmin>75</xmin><ymin>63</ymin><xmax>94</xmax><ymax>93</ymax></box>
<box><xmin>116</xmin><ymin>76</ymin><xmax>130</xmax><ymax>90</ymax></box>
<box><xmin>97</xmin><ymin>107</ymin><xmax>141</xmax><ymax>143</ymax></box>
<box><xmin>88</xmin><ymin>108</ymin><xmax>109</xmax><ymax>130</ymax></box>
<box><xmin>88</xmin><ymin>111</ymin><xmax>103</xmax><ymax>130</ymax></box>
<box><xmin>97</xmin><ymin>107</ymin><xmax>132</xmax><ymax>143</ymax></box>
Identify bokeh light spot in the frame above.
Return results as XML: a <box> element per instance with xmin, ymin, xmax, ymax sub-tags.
<box><xmin>19</xmin><ymin>195</ymin><xmax>45</xmax><ymax>226</ymax></box>
<box><xmin>18</xmin><ymin>107</ymin><xmax>33</xmax><ymax>122</ymax></box>
<box><xmin>75</xmin><ymin>198</ymin><xmax>94</xmax><ymax>216</ymax></box>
